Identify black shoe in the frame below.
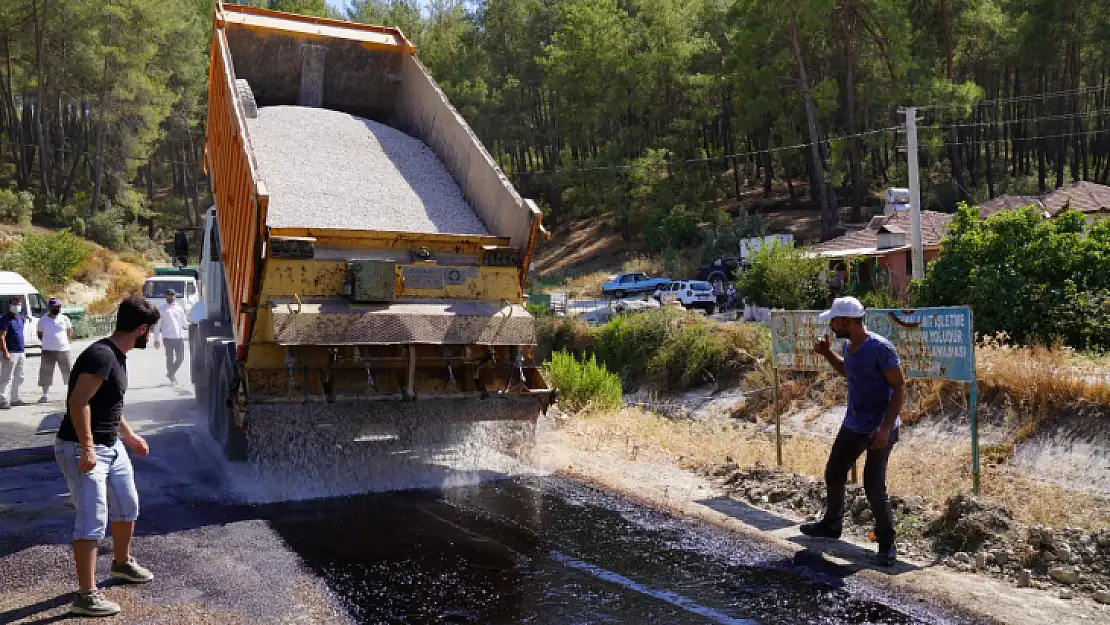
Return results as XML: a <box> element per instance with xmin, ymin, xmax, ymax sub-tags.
<box><xmin>876</xmin><ymin>542</ymin><xmax>897</xmax><ymax>567</ymax></box>
<box><xmin>799</xmin><ymin>521</ymin><xmax>842</xmax><ymax>539</ymax></box>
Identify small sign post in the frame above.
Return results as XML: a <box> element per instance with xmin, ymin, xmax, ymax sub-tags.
<box><xmin>769</xmin><ymin>306</ymin><xmax>980</xmax><ymax>494</ymax></box>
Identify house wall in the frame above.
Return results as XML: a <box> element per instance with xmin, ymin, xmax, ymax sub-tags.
<box><xmin>879</xmin><ymin>248</ymin><xmax>941</xmax><ymax>300</ymax></box>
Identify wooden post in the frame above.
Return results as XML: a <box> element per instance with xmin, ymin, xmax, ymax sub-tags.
<box><xmin>773</xmin><ymin>363</ymin><xmax>783</xmax><ymax>468</ymax></box>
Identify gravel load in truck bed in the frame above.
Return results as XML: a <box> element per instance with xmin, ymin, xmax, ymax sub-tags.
<box><xmin>246</xmin><ymin>106</ymin><xmax>490</xmax><ymax>235</ymax></box>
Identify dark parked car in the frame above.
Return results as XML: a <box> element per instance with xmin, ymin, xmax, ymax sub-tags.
<box><xmin>694</xmin><ymin>257</ymin><xmax>741</xmax><ymax>283</ymax></box>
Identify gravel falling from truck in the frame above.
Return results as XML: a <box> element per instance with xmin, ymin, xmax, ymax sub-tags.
<box><xmin>219</xmin><ymin>403</ymin><xmax>541</xmax><ymax>504</ymax></box>
<box><xmin>246</xmin><ymin>106</ymin><xmax>491</xmax><ymax>235</ymax></box>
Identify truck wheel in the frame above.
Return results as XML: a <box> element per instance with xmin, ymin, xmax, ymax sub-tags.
<box><xmin>221</xmin><ymin>366</ymin><xmax>248</xmax><ymax>461</ymax></box>
<box><xmin>208</xmin><ymin>339</ymin><xmax>246</xmax><ymax>461</ymax></box>
<box><xmin>614</xmin><ymin>290</ymin><xmax>626</xmax><ymax>299</ymax></box>
<box><xmin>190</xmin><ymin>325</ymin><xmax>206</xmax><ymax>406</ymax></box>
<box><xmin>206</xmin><ymin>341</ymin><xmax>223</xmax><ymax>445</ymax></box>
<box><xmin>236</xmin><ymin>79</ymin><xmax>258</xmax><ymax>119</ymax></box>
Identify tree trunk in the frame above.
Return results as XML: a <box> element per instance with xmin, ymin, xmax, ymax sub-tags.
<box><xmin>789</xmin><ymin>11</ymin><xmax>834</xmax><ymax>238</ymax></box>
<box><xmin>33</xmin><ymin>0</ymin><xmax>53</xmax><ymax>197</ymax></box>
<box><xmin>940</xmin><ymin>0</ymin><xmax>965</xmax><ymax>202</ymax></box>
<box><xmin>1</xmin><ymin>34</ymin><xmax>28</xmax><ymax>186</ymax></box>
<box><xmin>840</xmin><ymin>0</ymin><xmax>863</xmax><ymax>222</ymax></box>
<box><xmin>762</xmin><ymin>122</ymin><xmax>774</xmax><ymax>197</ymax></box>
<box><xmin>940</xmin><ymin>0</ymin><xmax>953</xmax><ymax>79</ymax></box>
<box><xmin>985</xmin><ymin>102</ymin><xmax>995</xmax><ymax>199</ymax></box>
<box><xmin>90</xmin><ymin>79</ymin><xmax>112</xmax><ymax>213</ymax></box>
<box><xmin>1038</xmin><ymin>140</ymin><xmax>1047</xmax><ymax>193</ymax></box>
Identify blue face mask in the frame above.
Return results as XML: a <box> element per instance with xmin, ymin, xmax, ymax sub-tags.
<box><xmin>9</xmin><ymin>305</ymin><xmax>21</xmax><ymax>315</ymax></box>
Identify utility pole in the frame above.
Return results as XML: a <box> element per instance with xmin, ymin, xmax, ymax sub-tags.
<box><xmin>905</xmin><ymin>106</ymin><xmax>925</xmax><ymax>280</ymax></box>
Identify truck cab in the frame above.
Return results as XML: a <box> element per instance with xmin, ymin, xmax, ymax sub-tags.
<box><xmin>142</xmin><ymin>270</ymin><xmax>200</xmax><ymax>316</ymax></box>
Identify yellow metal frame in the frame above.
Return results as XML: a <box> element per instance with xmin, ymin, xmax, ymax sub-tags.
<box><xmin>269</xmin><ymin>227</ymin><xmax>510</xmax><ymax>255</ymax></box>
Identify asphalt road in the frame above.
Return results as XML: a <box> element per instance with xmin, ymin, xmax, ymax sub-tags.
<box><xmin>0</xmin><ymin>339</ymin><xmax>984</xmax><ymax>624</ymax></box>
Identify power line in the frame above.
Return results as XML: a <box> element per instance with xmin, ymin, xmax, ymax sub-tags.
<box><xmin>933</xmin><ymin>130</ymin><xmax>1102</xmax><ymax>148</ymax></box>
<box><xmin>0</xmin><ymin>139</ymin><xmax>197</xmax><ymax>167</ymax></box>
<box><xmin>521</xmin><ymin>126</ymin><xmax>903</xmax><ymax>176</ymax></box>
<box><xmin>915</xmin><ymin>85</ymin><xmax>1108</xmax><ymax>112</ymax></box>
<box><xmin>915</xmin><ymin>108</ymin><xmax>1110</xmax><ymax>131</ymax></box>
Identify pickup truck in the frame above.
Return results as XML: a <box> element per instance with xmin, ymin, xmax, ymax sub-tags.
<box><xmin>601</xmin><ymin>272</ymin><xmax>671</xmax><ymax>298</ymax></box>
<box><xmin>694</xmin><ymin>257</ymin><xmax>741</xmax><ymax>283</ymax></box>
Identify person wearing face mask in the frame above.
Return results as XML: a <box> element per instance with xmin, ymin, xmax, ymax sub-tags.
<box><xmin>0</xmin><ymin>296</ymin><xmax>27</xmax><ymax>409</ymax></box>
<box><xmin>37</xmin><ymin>297</ymin><xmax>74</xmax><ymax>403</ymax></box>
<box><xmin>800</xmin><ymin>296</ymin><xmax>906</xmax><ymax>567</ymax></box>
<box><xmin>152</xmin><ymin>289</ymin><xmax>188</xmax><ymax>385</ymax></box>
<box><xmin>54</xmin><ymin>296</ymin><xmax>160</xmax><ymax>617</ymax></box>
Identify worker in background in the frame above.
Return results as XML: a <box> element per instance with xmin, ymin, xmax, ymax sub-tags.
<box><xmin>0</xmin><ymin>296</ymin><xmax>27</xmax><ymax>408</ymax></box>
<box><xmin>54</xmin><ymin>297</ymin><xmax>160</xmax><ymax>617</ymax></box>
<box><xmin>726</xmin><ymin>284</ymin><xmax>737</xmax><ymax>311</ymax></box>
<box><xmin>713</xmin><ymin>281</ymin><xmax>724</xmax><ymax>309</ymax></box>
<box><xmin>37</xmin><ymin>297</ymin><xmax>74</xmax><ymax>403</ymax></box>
<box><xmin>802</xmin><ymin>296</ymin><xmax>905</xmax><ymax>567</ymax></box>
<box><xmin>152</xmin><ymin>290</ymin><xmax>189</xmax><ymax>385</ymax></box>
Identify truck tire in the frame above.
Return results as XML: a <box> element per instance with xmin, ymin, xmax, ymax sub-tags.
<box><xmin>192</xmin><ymin>319</ymin><xmax>228</xmax><ymax>407</ymax></box>
<box><xmin>236</xmin><ymin>79</ymin><xmax>258</xmax><ymax>119</ymax></box>
<box><xmin>208</xmin><ymin>339</ymin><xmax>247</xmax><ymax>461</ymax></box>
<box><xmin>613</xmin><ymin>290</ymin><xmax>626</xmax><ymax>299</ymax></box>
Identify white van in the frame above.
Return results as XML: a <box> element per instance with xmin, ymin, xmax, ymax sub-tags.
<box><xmin>0</xmin><ymin>271</ymin><xmax>48</xmax><ymax>351</ymax></box>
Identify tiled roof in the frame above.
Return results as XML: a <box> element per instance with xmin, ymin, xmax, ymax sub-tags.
<box><xmin>977</xmin><ymin>194</ymin><xmax>1043</xmax><ymax>219</ymax></box>
<box><xmin>977</xmin><ymin>181</ymin><xmax>1110</xmax><ymax>218</ymax></box>
<box><xmin>809</xmin><ymin>210</ymin><xmax>953</xmax><ymax>256</ymax></box>
<box><xmin>1041</xmin><ymin>181</ymin><xmax>1110</xmax><ymax>216</ymax></box>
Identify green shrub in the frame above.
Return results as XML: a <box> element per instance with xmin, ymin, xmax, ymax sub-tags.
<box><xmin>914</xmin><ymin>204</ymin><xmax>1110</xmax><ymax>350</ymax></box>
<box><xmin>86</xmin><ymin>209</ymin><xmax>128</xmax><ymax>250</ymax></box>
<box><xmin>544</xmin><ymin>350</ymin><xmax>622</xmax><ymax>413</ymax></box>
<box><xmin>0</xmin><ymin>189</ymin><xmax>33</xmax><ymax>227</ymax></box>
<box><xmin>17</xmin><ymin>230</ymin><xmax>94</xmax><ymax>290</ymax></box>
<box><xmin>649</xmin><ymin>317</ymin><xmax>769</xmax><ymax>390</ymax></box>
<box><xmin>536</xmin><ymin>315</ymin><xmax>596</xmax><ymax>363</ymax></box>
<box><xmin>595</xmin><ymin>307</ymin><xmax>683</xmax><ymax>383</ymax></box>
<box><xmin>737</xmin><ymin>241</ymin><xmax>828</xmax><ymax>309</ymax></box>
<box><xmin>645</xmin><ymin>205</ymin><xmax>700</xmax><ymax>251</ymax></box>
<box><xmin>35</xmin><ymin>197</ymin><xmax>85</xmax><ymax>232</ymax></box>
<box><xmin>70</xmin><ymin>317</ymin><xmax>97</xmax><ymax>340</ymax></box>
<box><xmin>538</xmin><ymin>308</ymin><xmax>770</xmax><ymax>393</ymax></box>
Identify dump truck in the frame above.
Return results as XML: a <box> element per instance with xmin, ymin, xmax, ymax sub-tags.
<box><xmin>193</xmin><ymin>4</ymin><xmax>553</xmax><ymax>462</ymax></box>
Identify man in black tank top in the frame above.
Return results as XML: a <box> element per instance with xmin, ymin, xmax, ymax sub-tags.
<box><xmin>54</xmin><ymin>297</ymin><xmax>160</xmax><ymax>617</ymax></box>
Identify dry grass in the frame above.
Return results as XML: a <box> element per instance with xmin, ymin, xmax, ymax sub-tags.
<box><xmin>85</xmin><ymin>256</ymin><xmax>150</xmax><ymax>315</ymax></box>
<box><xmin>558</xmin><ymin>408</ymin><xmax>1110</xmax><ymax>530</ymax></box>
<box><xmin>974</xmin><ymin>338</ymin><xmax>1110</xmax><ymax>438</ymax></box>
<box><xmin>561</xmin><ymin>271</ymin><xmax>613</xmax><ymax>298</ymax></box>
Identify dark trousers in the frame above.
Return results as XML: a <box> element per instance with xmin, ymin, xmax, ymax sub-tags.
<box><xmin>164</xmin><ymin>338</ymin><xmax>186</xmax><ymax>380</ymax></box>
<box><xmin>822</xmin><ymin>426</ymin><xmax>898</xmax><ymax>545</ymax></box>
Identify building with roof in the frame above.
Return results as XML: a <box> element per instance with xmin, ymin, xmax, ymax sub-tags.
<box><xmin>808</xmin><ymin>210</ymin><xmax>954</xmax><ymax>300</ymax></box>
<box><xmin>807</xmin><ymin>182</ymin><xmax>1110</xmax><ymax>301</ymax></box>
<box><xmin>977</xmin><ymin>181</ymin><xmax>1110</xmax><ymax>225</ymax></box>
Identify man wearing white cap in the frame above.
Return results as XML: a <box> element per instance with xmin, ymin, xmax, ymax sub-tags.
<box><xmin>801</xmin><ymin>296</ymin><xmax>906</xmax><ymax>566</ymax></box>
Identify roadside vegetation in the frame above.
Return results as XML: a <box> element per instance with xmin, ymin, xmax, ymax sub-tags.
<box><xmin>538</xmin><ymin>307</ymin><xmax>769</xmax><ymax>394</ymax></box>
<box><xmin>0</xmin><ymin>190</ymin><xmax>154</xmax><ymax>314</ymax></box>
<box><xmin>544</xmin><ymin>351</ymin><xmax>622</xmax><ymax>414</ymax></box>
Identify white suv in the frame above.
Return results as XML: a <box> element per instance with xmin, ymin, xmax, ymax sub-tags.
<box><xmin>653</xmin><ymin>280</ymin><xmax>716</xmax><ymax>314</ymax></box>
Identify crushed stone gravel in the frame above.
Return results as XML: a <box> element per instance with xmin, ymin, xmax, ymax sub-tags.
<box><xmin>246</xmin><ymin>106</ymin><xmax>489</xmax><ymax>235</ymax></box>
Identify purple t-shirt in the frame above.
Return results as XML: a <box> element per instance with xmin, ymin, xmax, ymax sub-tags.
<box><xmin>842</xmin><ymin>332</ymin><xmax>901</xmax><ymax>433</ymax></box>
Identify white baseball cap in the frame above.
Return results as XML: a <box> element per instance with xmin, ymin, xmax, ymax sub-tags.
<box><xmin>818</xmin><ymin>296</ymin><xmax>865</xmax><ymax>322</ymax></box>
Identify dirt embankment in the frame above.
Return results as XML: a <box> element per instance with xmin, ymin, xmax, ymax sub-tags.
<box><xmin>537</xmin><ymin>409</ymin><xmax>1110</xmax><ymax>625</ymax></box>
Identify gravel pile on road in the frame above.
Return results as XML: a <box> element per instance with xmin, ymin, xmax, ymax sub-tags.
<box><xmin>706</xmin><ymin>462</ymin><xmax>1110</xmax><ymax>603</ymax></box>
<box><xmin>246</xmin><ymin>106</ymin><xmax>490</xmax><ymax>235</ymax></box>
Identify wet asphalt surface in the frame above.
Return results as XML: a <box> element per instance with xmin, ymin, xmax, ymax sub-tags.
<box><xmin>0</xmin><ymin>342</ymin><xmax>985</xmax><ymax>624</ymax></box>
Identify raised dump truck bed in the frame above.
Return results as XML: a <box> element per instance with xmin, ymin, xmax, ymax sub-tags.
<box><xmin>247</xmin><ymin>106</ymin><xmax>491</xmax><ymax>234</ymax></box>
<box><xmin>197</xmin><ymin>3</ymin><xmax>552</xmax><ymax>461</ymax></box>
